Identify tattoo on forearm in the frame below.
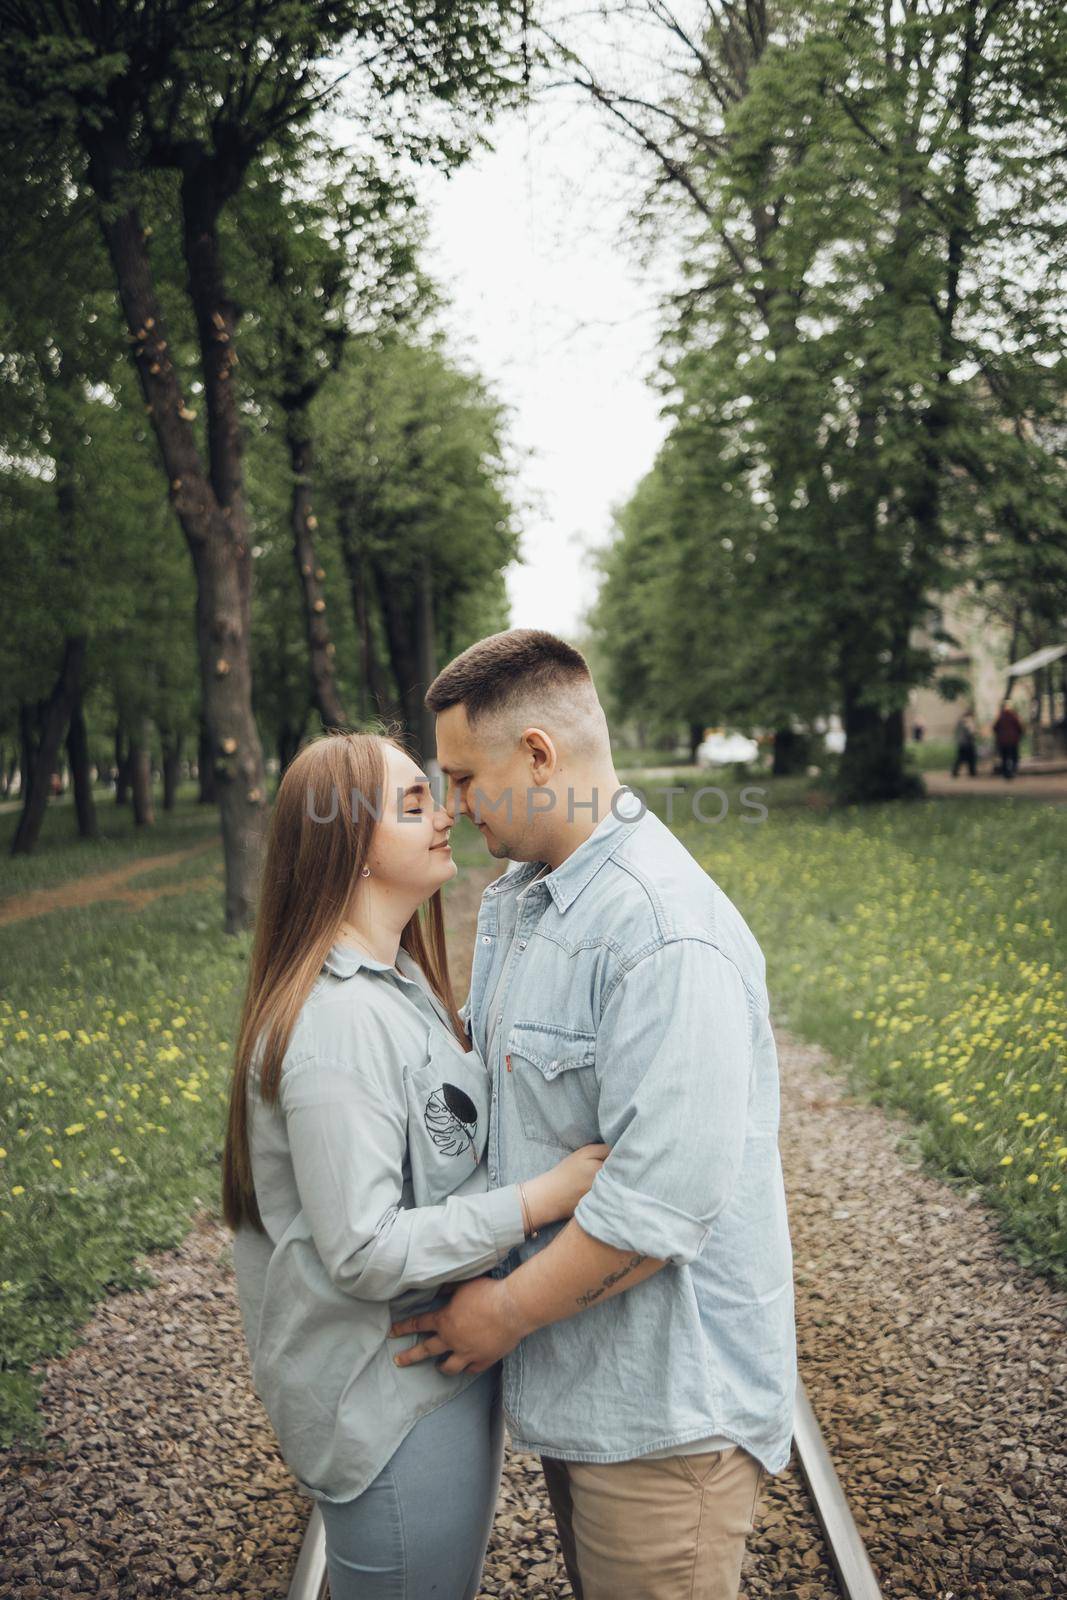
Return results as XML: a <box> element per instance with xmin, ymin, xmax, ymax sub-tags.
<box><xmin>575</xmin><ymin>1252</ymin><xmax>648</xmax><ymax>1308</ymax></box>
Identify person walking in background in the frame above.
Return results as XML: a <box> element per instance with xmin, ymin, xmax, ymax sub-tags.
<box><xmin>951</xmin><ymin>709</ymin><xmax>978</xmax><ymax>778</ymax></box>
<box><xmin>992</xmin><ymin>700</ymin><xmax>1023</xmax><ymax>779</ymax></box>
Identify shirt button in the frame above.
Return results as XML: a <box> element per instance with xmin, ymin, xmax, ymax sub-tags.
<box><xmin>518</xmin><ymin>939</ymin><xmax>527</xmax><ymax>949</ymax></box>
<box><xmin>482</xmin><ymin>935</ymin><xmax>491</xmax><ymax>944</ymax></box>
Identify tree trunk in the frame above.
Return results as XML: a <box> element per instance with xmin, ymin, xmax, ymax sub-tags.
<box><xmin>162</xmin><ymin>730</ymin><xmax>182</xmax><ymax>809</ymax></box>
<box><xmin>11</xmin><ymin>636</ymin><xmax>87</xmax><ymax>855</ymax></box>
<box><xmin>277</xmin><ymin>722</ymin><xmax>303</xmax><ymax>776</ymax></box>
<box><xmin>67</xmin><ymin>695</ymin><xmax>99</xmax><ymax>840</ymax></box>
<box><xmin>18</xmin><ymin>701</ymin><xmax>39</xmax><ymax>802</ymax></box>
<box><xmin>337</xmin><ymin>504</ymin><xmax>393</xmax><ymax>722</ymax></box>
<box><xmin>688</xmin><ymin>721</ymin><xmax>704</xmax><ymax>763</ymax></box>
<box><xmin>370</xmin><ymin>554</ymin><xmax>423</xmax><ymax>737</ymax></box>
<box><xmin>129</xmin><ymin>715</ymin><xmax>155</xmax><ymax>826</ymax></box>
<box><xmin>197</xmin><ymin>713</ymin><xmax>217</xmax><ymax>804</ymax></box>
<box><xmin>837</xmin><ymin>676</ymin><xmax>920</xmax><ymax>804</ymax></box>
<box><xmin>115</xmin><ymin>723</ymin><xmax>132</xmax><ymax>805</ymax></box>
<box><xmin>772</xmin><ymin>726</ymin><xmax>809</xmax><ymax>775</ymax></box>
<box><xmin>84</xmin><ymin>135</ymin><xmax>267</xmax><ymax>930</ymax></box>
<box><xmin>416</xmin><ymin>552</ymin><xmax>438</xmax><ymax>765</ymax></box>
<box><xmin>286</xmin><ymin>407</ymin><xmax>348</xmax><ymax>730</ymax></box>
<box><xmin>188</xmin><ymin>528</ymin><xmax>266</xmax><ymax>927</ymax></box>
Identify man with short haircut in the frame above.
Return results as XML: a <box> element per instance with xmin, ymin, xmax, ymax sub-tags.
<box><xmin>389</xmin><ymin>628</ymin><xmax>796</xmax><ymax>1600</ymax></box>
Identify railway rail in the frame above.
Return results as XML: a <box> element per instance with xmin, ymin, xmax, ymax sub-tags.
<box><xmin>286</xmin><ymin>1377</ymin><xmax>884</xmax><ymax>1599</ymax></box>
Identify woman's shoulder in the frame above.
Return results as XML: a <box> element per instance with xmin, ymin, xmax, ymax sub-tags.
<box><xmin>281</xmin><ymin>966</ymin><xmax>429</xmax><ymax>1083</ymax></box>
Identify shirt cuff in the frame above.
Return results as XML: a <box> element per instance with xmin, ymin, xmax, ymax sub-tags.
<box><xmin>573</xmin><ymin>1166</ymin><xmax>710</xmax><ymax>1266</ymax></box>
<box><xmin>486</xmin><ymin>1182</ymin><xmax>527</xmax><ymax>1255</ymax></box>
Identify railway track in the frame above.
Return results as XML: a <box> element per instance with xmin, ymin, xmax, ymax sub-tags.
<box><xmin>287</xmin><ymin>1505</ymin><xmax>328</xmax><ymax>1600</ymax></box>
<box><xmin>286</xmin><ymin>1377</ymin><xmax>883</xmax><ymax>1599</ymax></box>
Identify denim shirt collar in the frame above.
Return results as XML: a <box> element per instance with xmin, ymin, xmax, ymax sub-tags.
<box><xmin>486</xmin><ymin>784</ymin><xmax>646</xmax><ymax>916</ymax></box>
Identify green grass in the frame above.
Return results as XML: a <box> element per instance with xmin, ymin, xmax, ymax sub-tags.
<box><xmin>903</xmin><ymin>735</ymin><xmax>958</xmax><ymax>772</ymax></box>
<box><xmin>0</xmin><ymin>826</ymin><xmax>243</xmax><ymax>1446</ymax></box>
<box><xmin>639</xmin><ymin>774</ymin><xmax>1066</xmax><ymax>1283</ymax></box>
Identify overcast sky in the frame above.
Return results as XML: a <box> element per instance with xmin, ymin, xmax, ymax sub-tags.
<box><xmin>412</xmin><ymin>85</ymin><xmax>675</xmax><ymax>643</ymax></box>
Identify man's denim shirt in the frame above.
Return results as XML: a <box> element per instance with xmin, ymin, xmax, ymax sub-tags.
<box><xmin>461</xmin><ymin>786</ymin><xmax>797</xmax><ymax>1476</ymax></box>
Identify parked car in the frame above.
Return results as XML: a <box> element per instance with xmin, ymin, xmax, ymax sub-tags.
<box><xmin>695</xmin><ymin>730</ymin><xmax>761</xmax><ymax>768</ymax></box>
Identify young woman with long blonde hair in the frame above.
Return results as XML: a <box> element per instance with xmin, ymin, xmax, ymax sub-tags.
<box><xmin>221</xmin><ymin>730</ymin><xmax>607</xmax><ymax>1599</ymax></box>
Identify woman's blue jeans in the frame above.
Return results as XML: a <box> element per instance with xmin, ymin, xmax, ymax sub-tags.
<box><xmin>319</xmin><ymin>1364</ymin><xmax>504</xmax><ymax>1599</ymax></box>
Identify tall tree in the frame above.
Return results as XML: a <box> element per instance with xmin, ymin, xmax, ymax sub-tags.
<box><xmin>246</xmin><ymin>154</ymin><xmax>438</xmax><ymax>733</ymax></box>
<box><xmin>0</xmin><ymin>0</ymin><xmax>529</xmax><ymax>925</ymax></box>
<box><xmin>551</xmin><ymin>0</ymin><xmax>1067</xmax><ymax>800</ymax></box>
<box><xmin>0</xmin><ymin>166</ymin><xmax>116</xmax><ymax>852</ymax></box>
<box><xmin>316</xmin><ymin>332</ymin><xmax>520</xmax><ymax>758</ymax></box>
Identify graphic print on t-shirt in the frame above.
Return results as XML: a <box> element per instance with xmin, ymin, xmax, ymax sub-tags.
<box><xmin>423</xmin><ymin>1082</ymin><xmax>478</xmax><ymax>1157</ymax></box>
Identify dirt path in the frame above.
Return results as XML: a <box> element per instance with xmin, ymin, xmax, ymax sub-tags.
<box><xmin>0</xmin><ymin>840</ymin><xmax>222</xmax><ymax>928</ymax></box>
<box><xmin>922</xmin><ymin>769</ymin><xmax>1067</xmax><ymax>801</ymax></box>
<box><xmin>3</xmin><ymin>1021</ymin><xmax>1063</xmax><ymax>1599</ymax></box>
<box><xmin>618</xmin><ymin>760</ymin><xmax>1067</xmax><ymax>803</ymax></box>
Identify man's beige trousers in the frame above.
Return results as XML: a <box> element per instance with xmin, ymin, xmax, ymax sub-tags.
<box><xmin>540</xmin><ymin>1443</ymin><xmax>766</xmax><ymax>1600</ymax></box>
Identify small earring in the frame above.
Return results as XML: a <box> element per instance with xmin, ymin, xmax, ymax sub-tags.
<box><xmin>360</xmin><ymin>865</ymin><xmax>371</xmax><ymax>878</ymax></box>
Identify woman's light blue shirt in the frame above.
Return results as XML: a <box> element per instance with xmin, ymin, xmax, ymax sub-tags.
<box><xmin>231</xmin><ymin>941</ymin><xmax>526</xmax><ymax>1503</ymax></box>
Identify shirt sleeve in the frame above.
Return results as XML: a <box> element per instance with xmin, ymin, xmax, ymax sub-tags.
<box><xmin>572</xmin><ymin>938</ymin><xmax>753</xmax><ymax>1266</ymax></box>
<box><xmin>280</xmin><ymin>1056</ymin><xmax>526</xmax><ymax>1301</ymax></box>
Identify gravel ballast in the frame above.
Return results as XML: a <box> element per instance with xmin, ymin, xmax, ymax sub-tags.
<box><xmin>3</xmin><ymin>1026</ymin><xmax>1064</xmax><ymax>1598</ymax></box>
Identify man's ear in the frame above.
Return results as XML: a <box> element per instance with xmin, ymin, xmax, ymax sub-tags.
<box><xmin>523</xmin><ymin>726</ymin><xmax>558</xmax><ymax>778</ymax></box>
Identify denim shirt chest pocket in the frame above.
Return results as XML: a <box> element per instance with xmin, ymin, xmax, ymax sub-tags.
<box><xmin>506</xmin><ymin>1019</ymin><xmax>599</xmax><ymax>1149</ymax></box>
<box><xmin>403</xmin><ymin>1030</ymin><xmax>490</xmax><ymax>1207</ymax></box>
